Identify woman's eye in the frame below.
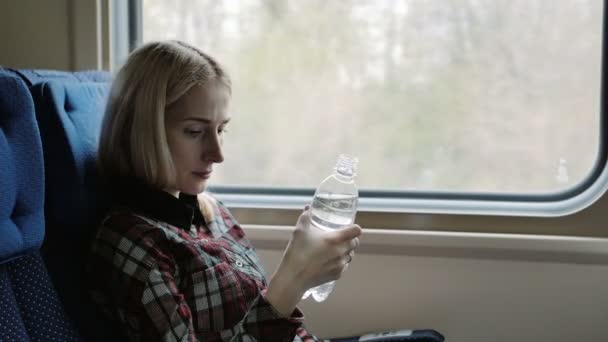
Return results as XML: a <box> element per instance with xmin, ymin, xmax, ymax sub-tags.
<box><xmin>218</xmin><ymin>128</ymin><xmax>228</xmax><ymax>135</ymax></box>
<box><xmin>184</xmin><ymin>129</ymin><xmax>203</xmax><ymax>137</ymax></box>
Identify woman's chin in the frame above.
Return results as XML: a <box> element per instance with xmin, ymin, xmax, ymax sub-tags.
<box><xmin>191</xmin><ymin>181</ymin><xmax>208</xmax><ymax>194</ymax></box>
<box><xmin>178</xmin><ymin>177</ymin><xmax>209</xmax><ymax>195</ymax></box>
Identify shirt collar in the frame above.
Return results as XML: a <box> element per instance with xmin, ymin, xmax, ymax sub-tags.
<box><xmin>112</xmin><ymin>178</ymin><xmax>206</xmax><ymax>231</ymax></box>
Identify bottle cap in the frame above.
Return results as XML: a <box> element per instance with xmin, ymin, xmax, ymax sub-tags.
<box><xmin>335</xmin><ymin>154</ymin><xmax>358</xmax><ymax>177</ymax></box>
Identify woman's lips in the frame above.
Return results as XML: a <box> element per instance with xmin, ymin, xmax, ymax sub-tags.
<box><xmin>193</xmin><ymin>171</ymin><xmax>212</xmax><ymax>179</ymax></box>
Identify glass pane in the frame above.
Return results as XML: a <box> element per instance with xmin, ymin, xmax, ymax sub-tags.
<box><xmin>142</xmin><ymin>0</ymin><xmax>603</xmax><ymax>194</ymax></box>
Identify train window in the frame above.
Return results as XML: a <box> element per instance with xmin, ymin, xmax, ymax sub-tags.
<box><xmin>137</xmin><ymin>0</ymin><xmax>605</xmax><ymax>215</ymax></box>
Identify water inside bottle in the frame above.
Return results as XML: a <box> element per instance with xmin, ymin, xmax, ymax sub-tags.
<box><xmin>311</xmin><ymin>193</ymin><xmax>358</xmax><ymax>230</ymax></box>
<box><xmin>310</xmin><ymin>281</ymin><xmax>335</xmax><ymax>302</ymax></box>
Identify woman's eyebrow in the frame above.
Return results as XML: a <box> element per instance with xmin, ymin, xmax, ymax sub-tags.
<box><xmin>183</xmin><ymin>117</ymin><xmax>231</xmax><ymax>124</ymax></box>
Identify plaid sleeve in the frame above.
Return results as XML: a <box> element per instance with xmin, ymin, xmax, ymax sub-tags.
<box><xmin>198</xmin><ymin>196</ymin><xmax>322</xmax><ymax>341</ymax></box>
<box><xmin>295</xmin><ymin>327</ymin><xmax>323</xmax><ymax>342</ymax></box>
<box><xmin>222</xmin><ymin>288</ymin><xmax>306</xmax><ymax>342</ymax></box>
<box><xmin>90</xmin><ymin>212</ymin><xmax>319</xmax><ymax>342</ymax></box>
<box><xmin>140</xmin><ymin>266</ymin><xmax>196</xmax><ymax>341</ymax></box>
<box><xmin>138</xmin><ymin>246</ymin><xmax>314</xmax><ymax>342</ymax></box>
<box><xmin>89</xmin><ymin>221</ymin><xmax>197</xmax><ymax>341</ymax></box>
<box><xmin>132</xmin><ymin>262</ymin><xmax>319</xmax><ymax>342</ymax></box>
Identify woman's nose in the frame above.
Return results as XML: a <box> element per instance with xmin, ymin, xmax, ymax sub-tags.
<box><xmin>203</xmin><ymin>133</ymin><xmax>224</xmax><ymax>163</ymax></box>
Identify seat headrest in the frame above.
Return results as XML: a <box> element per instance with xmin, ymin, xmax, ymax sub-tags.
<box><xmin>10</xmin><ymin>69</ymin><xmax>112</xmax><ymax>87</ymax></box>
<box><xmin>31</xmin><ymin>80</ymin><xmax>110</xmax><ymax>230</ymax></box>
<box><xmin>0</xmin><ymin>71</ymin><xmax>45</xmax><ymax>263</ymax></box>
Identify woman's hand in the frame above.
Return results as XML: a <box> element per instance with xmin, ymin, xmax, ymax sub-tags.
<box><xmin>283</xmin><ymin>206</ymin><xmax>361</xmax><ymax>289</ymax></box>
<box><xmin>265</xmin><ymin>206</ymin><xmax>362</xmax><ymax>316</ymax></box>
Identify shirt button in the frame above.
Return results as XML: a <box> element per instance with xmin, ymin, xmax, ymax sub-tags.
<box><xmin>235</xmin><ymin>261</ymin><xmax>244</xmax><ymax>268</ymax></box>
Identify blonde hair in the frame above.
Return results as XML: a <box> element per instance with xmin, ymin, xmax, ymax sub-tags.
<box><xmin>98</xmin><ymin>40</ymin><xmax>231</xmax><ymax>221</ymax></box>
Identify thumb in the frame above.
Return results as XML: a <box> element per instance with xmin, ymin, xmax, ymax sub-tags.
<box><xmin>335</xmin><ymin>224</ymin><xmax>362</xmax><ymax>240</ymax></box>
<box><xmin>296</xmin><ymin>205</ymin><xmax>312</xmax><ymax>228</ymax></box>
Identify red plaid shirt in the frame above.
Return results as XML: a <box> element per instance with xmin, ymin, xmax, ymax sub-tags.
<box><xmin>87</xmin><ymin>180</ymin><xmax>320</xmax><ymax>342</ymax></box>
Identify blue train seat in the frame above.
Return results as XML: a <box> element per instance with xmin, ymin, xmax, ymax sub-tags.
<box><xmin>0</xmin><ymin>69</ymin><xmax>81</xmax><ymax>341</ymax></box>
<box><xmin>11</xmin><ymin>68</ymin><xmax>123</xmax><ymax>342</ymax></box>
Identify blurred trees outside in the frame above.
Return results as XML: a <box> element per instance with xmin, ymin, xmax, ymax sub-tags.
<box><xmin>143</xmin><ymin>0</ymin><xmax>602</xmax><ymax>194</ymax></box>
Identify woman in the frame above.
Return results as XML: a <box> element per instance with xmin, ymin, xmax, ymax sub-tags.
<box><xmin>87</xmin><ymin>40</ymin><xmax>362</xmax><ymax>341</ymax></box>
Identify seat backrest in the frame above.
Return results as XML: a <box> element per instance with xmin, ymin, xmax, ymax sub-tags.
<box><xmin>32</xmin><ymin>77</ymin><xmax>116</xmax><ymax>341</ymax></box>
<box><xmin>0</xmin><ymin>69</ymin><xmax>81</xmax><ymax>341</ymax></box>
<box><xmin>16</xmin><ymin>69</ymin><xmax>126</xmax><ymax>342</ymax></box>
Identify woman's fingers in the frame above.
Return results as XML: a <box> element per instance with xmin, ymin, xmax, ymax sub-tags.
<box><xmin>324</xmin><ymin>250</ymin><xmax>355</xmax><ymax>269</ymax></box>
<box><xmin>335</xmin><ymin>252</ymin><xmax>355</xmax><ymax>278</ymax></box>
<box><xmin>327</xmin><ymin>224</ymin><xmax>361</xmax><ymax>244</ymax></box>
<box><xmin>335</xmin><ymin>236</ymin><xmax>360</xmax><ymax>257</ymax></box>
<box><xmin>341</xmin><ymin>224</ymin><xmax>362</xmax><ymax>240</ymax></box>
<box><xmin>349</xmin><ymin>237</ymin><xmax>360</xmax><ymax>251</ymax></box>
<box><xmin>287</xmin><ymin>210</ymin><xmax>362</xmax><ymax>286</ymax></box>
<box><xmin>323</xmin><ymin>231</ymin><xmax>360</xmax><ymax>262</ymax></box>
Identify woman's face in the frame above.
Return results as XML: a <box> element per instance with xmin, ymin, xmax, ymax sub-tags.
<box><xmin>165</xmin><ymin>83</ymin><xmax>230</xmax><ymax>196</ymax></box>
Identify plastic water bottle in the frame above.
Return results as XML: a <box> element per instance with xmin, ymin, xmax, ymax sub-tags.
<box><xmin>303</xmin><ymin>154</ymin><xmax>359</xmax><ymax>302</ymax></box>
